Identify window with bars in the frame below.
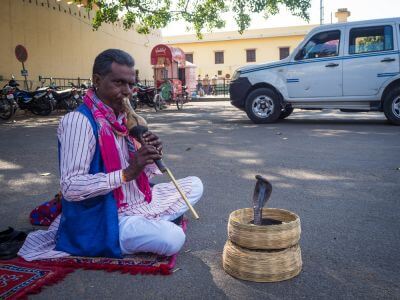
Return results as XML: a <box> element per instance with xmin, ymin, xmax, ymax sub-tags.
<box><xmin>185</xmin><ymin>53</ymin><xmax>193</xmax><ymax>63</ymax></box>
<box><xmin>279</xmin><ymin>47</ymin><xmax>290</xmax><ymax>60</ymax></box>
<box><xmin>215</xmin><ymin>51</ymin><xmax>224</xmax><ymax>64</ymax></box>
<box><xmin>246</xmin><ymin>49</ymin><xmax>256</xmax><ymax>62</ymax></box>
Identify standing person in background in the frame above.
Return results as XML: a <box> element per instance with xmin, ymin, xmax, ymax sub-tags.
<box><xmin>211</xmin><ymin>75</ymin><xmax>218</xmax><ymax>96</ymax></box>
<box><xmin>196</xmin><ymin>74</ymin><xmax>204</xmax><ymax>96</ymax></box>
<box><xmin>203</xmin><ymin>75</ymin><xmax>210</xmax><ymax>95</ymax></box>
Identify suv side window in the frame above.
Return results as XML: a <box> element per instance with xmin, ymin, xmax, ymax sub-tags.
<box><xmin>349</xmin><ymin>25</ymin><xmax>393</xmax><ymax>54</ymax></box>
<box><xmin>295</xmin><ymin>30</ymin><xmax>340</xmax><ymax>61</ymax></box>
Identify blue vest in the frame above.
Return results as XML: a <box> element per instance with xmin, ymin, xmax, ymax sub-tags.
<box><xmin>55</xmin><ymin>104</ymin><xmax>122</xmax><ymax>258</ymax></box>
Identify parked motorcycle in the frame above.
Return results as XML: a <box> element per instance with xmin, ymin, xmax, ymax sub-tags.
<box><xmin>136</xmin><ymin>83</ymin><xmax>157</xmax><ymax>111</ymax></box>
<box><xmin>68</xmin><ymin>82</ymin><xmax>85</xmax><ymax>106</ymax></box>
<box><xmin>129</xmin><ymin>86</ymin><xmax>139</xmax><ymax>110</ymax></box>
<box><xmin>43</xmin><ymin>81</ymin><xmax>77</xmax><ymax>112</ymax></box>
<box><xmin>0</xmin><ymin>84</ymin><xmax>18</xmax><ymax>120</ymax></box>
<box><xmin>9</xmin><ymin>79</ymin><xmax>54</xmax><ymax>116</ymax></box>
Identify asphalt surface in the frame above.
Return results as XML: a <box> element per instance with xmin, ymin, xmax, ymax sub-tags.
<box><xmin>0</xmin><ymin>102</ymin><xmax>399</xmax><ymax>299</ymax></box>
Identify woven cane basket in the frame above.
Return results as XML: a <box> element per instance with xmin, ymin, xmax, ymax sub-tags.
<box><xmin>228</xmin><ymin>208</ymin><xmax>301</xmax><ymax>250</ymax></box>
<box><xmin>222</xmin><ymin>240</ymin><xmax>302</xmax><ymax>282</ymax></box>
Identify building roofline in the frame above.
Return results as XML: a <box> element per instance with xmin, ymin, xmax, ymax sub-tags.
<box><xmin>163</xmin><ymin>24</ymin><xmax>317</xmax><ymax>44</ymax></box>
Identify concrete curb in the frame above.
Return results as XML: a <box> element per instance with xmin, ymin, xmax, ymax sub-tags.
<box><xmin>190</xmin><ymin>97</ymin><xmax>230</xmax><ymax>102</ymax></box>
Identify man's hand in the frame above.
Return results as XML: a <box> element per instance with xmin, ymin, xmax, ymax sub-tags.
<box><xmin>143</xmin><ymin>131</ymin><xmax>163</xmax><ymax>155</ymax></box>
<box><xmin>123</xmin><ymin>144</ymin><xmax>162</xmax><ymax>182</ymax></box>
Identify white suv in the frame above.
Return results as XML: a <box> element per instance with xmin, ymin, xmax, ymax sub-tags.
<box><xmin>229</xmin><ymin>18</ymin><xmax>400</xmax><ymax>125</ymax></box>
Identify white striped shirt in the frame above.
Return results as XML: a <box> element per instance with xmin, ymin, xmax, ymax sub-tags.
<box><xmin>58</xmin><ymin>111</ymin><xmax>160</xmax><ymax>205</ymax></box>
<box><xmin>18</xmin><ymin>111</ymin><xmax>198</xmax><ymax>261</ymax></box>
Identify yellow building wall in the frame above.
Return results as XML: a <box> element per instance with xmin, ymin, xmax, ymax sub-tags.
<box><xmin>167</xmin><ymin>35</ymin><xmax>306</xmax><ymax>78</ymax></box>
<box><xmin>0</xmin><ymin>0</ymin><xmax>161</xmax><ymax>88</ymax></box>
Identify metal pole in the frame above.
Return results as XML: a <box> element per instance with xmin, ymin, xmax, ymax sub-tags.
<box><xmin>21</xmin><ymin>62</ymin><xmax>29</xmax><ymax>91</ymax></box>
<box><xmin>320</xmin><ymin>0</ymin><xmax>324</xmax><ymax>25</ymax></box>
<box><xmin>224</xmin><ymin>78</ymin><xmax>226</xmax><ymax>96</ymax></box>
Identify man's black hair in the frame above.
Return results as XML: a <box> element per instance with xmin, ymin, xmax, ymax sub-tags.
<box><xmin>93</xmin><ymin>49</ymin><xmax>135</xmax><ymax>76</ymax></box>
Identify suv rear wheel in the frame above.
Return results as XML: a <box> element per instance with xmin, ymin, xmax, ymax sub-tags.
<box><xmin>245</xmin><ymin>88</ymin><xmax>281</xmax><ymax>124</ymax></box>
<box><xmin>279</xmin><ymin>104</ymin><xmax>294</xmax><ymax>119</ymax></box>
<box><xmin>383</xmin><ymin>86</ymin><xmax>400</xmax><ymax>125</ymax></box>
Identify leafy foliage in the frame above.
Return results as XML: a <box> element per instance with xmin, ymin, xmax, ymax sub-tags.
<box><xmin>356</xmin><ymin>36</ymin><xmax>385</xmax><ymax>53</ymax></box>
<box><xmin>81</xmin><ymin>0</ymin><xmax>311</xmax><ymax>37</ymax></box>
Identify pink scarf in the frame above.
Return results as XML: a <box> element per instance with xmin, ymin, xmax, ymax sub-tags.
<box><xmin>83</xmin><ymin>89</ymin><xmax>152</xmax><ymax>207</ymax></box>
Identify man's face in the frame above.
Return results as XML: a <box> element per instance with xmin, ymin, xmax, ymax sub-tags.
<box><xmin>94</xmin><ymin>62</ymin><xmax>135</xmax><ymax>114</ymax></box>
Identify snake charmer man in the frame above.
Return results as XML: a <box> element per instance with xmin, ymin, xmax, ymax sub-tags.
<box><xmin>18</xmin><ymin>49</ymin><xmax>203</xmax><ymax>261</ymax></box>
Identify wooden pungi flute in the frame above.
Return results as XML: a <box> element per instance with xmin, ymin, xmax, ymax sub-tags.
<box><xmin>123</xmin><ymin>98</ymin><xmax>200</xmax><ymax>220</ymax></box>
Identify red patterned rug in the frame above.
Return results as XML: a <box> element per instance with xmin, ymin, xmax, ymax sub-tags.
<box><xmin>0</xmin><ymin>220</ymin><xmax>187</xmax><ymax>299</ymax></box>
<box><xmin>36</xmin><ymin>219</ymin><xmax>187</xmax><ymax>275</ymax></box>
<box><xmin>36</xmin><ymin>252</ymin><xmax>176</xmax><ymax>275</ymax></box>
<box><xmin>0</xmin><ymin>258</ymin><xmax>73</xmax><ymax>299</ymax></box>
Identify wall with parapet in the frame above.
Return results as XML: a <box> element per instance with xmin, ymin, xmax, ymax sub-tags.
<box><xmin>0</xmin><ymin>0</ymin><xmax>161</xmax><ymax>88</ymax></box>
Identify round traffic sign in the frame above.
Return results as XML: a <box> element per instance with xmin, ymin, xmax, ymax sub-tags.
<box><xmin>15</xmin><ymin>45</ymin><xmax>28</xmax><ymax>63</ymax></box>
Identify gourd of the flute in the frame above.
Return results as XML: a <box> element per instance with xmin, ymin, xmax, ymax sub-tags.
<box><xmin>123</xmin><ymin>97</ymin><xmax>147</xmax><ymax>130</ymax></box>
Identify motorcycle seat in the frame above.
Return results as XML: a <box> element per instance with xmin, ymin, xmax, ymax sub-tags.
<box><xmin>36</xmin><ymin>87</ymin><xmax>48</xmax><ymax>92</ymax></box>
<box><xmin>53</xmin><ymin>90</ymin><xmax>72</xmax><ymax>99</ymax></box>
<box><xmin>139</xmin><ymin>87</ymin><xmax>154</xmax><ymax>92</ymax></box>
<box><xmin>54</xmin><ymin>89</ymin><xmax>72</xmax><ymax>94</ymax></box>
<box><xmin>19</xmin><ymin>90</ymin><xmax>37</xmax><ymax>97</ymax></box>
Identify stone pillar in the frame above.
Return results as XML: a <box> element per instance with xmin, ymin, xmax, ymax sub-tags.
<box><xmin>335</xmin><ymin>8</ymin><xmax>351</xmax><ymax>23</ymax></box>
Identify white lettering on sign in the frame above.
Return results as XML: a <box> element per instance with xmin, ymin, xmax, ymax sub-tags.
<box><xmin>155</xmin><ymin>47</ymin><xmax>167</xmax><ymax>55</ymax></box>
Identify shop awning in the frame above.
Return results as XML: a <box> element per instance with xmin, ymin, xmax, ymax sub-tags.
<box><xmin>151</xmin><ymin>44</ymin><xmax>186</xmax><ymax>66</ymax></box>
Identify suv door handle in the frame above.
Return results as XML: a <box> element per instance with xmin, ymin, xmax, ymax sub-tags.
<box><xmin>325</xmin><ymin>63</ymin><xmax>339</xmax><ymax>67</ymax></box>
<box><xmin>381</xmin><ymin>57</ymin><xmax>396</xmax><ymax>62</ymax></box>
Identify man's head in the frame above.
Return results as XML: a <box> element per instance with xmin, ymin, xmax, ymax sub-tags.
<box><xmin>92</xmin><ymin>49</ymin><xmax>135</xmax><ymax>115</ymax></box>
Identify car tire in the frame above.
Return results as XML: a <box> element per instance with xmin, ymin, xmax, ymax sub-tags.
<box><xmin>154</xmin><ymin>94</ymin><xmax>162</xmax><ymax>111</ymax></box>
<box><xmin>128</xmin><ymin>96</ymin><xmax>137</xmax><ymax>111</ymax></box>
<box><xmin>383</xmin><ymin>86</ymin><xmax>400</xmax><ymax>125</ymax></box>
<box><xmin>279</xmin><ymin>105</ymin><xmax>294</xmax><ymax>119</ymax></box>
<box><xmin>245</xmin><ymin>88</ymin><xmax>281</xmax><ymax>124</ymax></box>
<box><xmin>176</xmin><ymin>95</ymin><xmax>184</xmax><ymax>110</ymax></box>
<box><xmin>0</xmin><ymin>99</ymin><xmax>14</xmax><ymax>120</ymax></box>
<box><xmin>31</xmin><ymin>96</ymin><xmax>53</xmax><ymax>116</ymax></box>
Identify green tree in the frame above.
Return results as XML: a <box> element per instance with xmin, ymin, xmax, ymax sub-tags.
<box><xmin>83</xmin><ymin>0</ymin><xmax>311</xmax><ymax>37</ymax></box>
<box><xmin>356</xmin><ymin>36</ymin><xmax>384</xmax><ymax>53</ymax></box>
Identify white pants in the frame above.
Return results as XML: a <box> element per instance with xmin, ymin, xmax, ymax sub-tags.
<box><xmin>119</xmin><ymin>177</ymin><xmax>203</xmax><ymax>256</ymax></box>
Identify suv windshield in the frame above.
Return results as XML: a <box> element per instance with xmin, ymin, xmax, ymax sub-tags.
<box><xmin>295</xmin><ymin>30</ymin><xmax>341</xmax><ymax>60</ymax></box>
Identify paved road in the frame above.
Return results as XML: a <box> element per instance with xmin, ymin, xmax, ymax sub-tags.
<box><xmin>1</xmin><ymin>102</ymin><xmax>399</xmax><ymax>299</ymax></box>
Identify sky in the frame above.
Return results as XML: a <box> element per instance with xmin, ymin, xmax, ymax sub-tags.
<box><xmin>162</xmin><ymin>0</ymin><xmax>400</xmax><ymax>36</ymax></box>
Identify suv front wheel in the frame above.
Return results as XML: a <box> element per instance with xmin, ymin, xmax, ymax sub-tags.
<box><xmin>245</xmin><ymin>88</ymin><xmax>281</xmax><ymax>124</ymax></box>
<box><xmin>383</xmin><ymin>86</ymin><xmax>400</xmax><ymax>125</ymax></box>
